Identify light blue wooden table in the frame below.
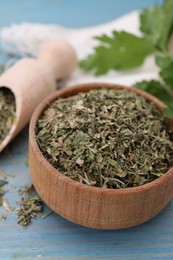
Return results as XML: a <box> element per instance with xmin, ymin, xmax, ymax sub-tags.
<box><xmin>1</xmin><ymin>1</ymin><xmax>173</xmax><ymax>259</ymax></box>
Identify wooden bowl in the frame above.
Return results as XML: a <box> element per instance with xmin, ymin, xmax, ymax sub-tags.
<box><xmin>29</xmin><ymin>83</ymin><xmax>173</xmax><ymax>229</ymax></box>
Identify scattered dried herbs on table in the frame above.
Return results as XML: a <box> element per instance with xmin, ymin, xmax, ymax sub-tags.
<box><xmin>36</xmin><ymin>88</ymin><xmax>173</xmax><ymax>189</ymax></box>
<box><xmin>0</xmin><ymin>88</ymin><xmax>16</xmax><ymax>145</ymax></box>
<box><xmin>0</xmin><ymin>179</ymin><xmax>8</xmax><ymax>206</ymax></box>
<box><xmin>17</xmin><ymin>184</ymin><xmax>43</xmax><ymax>226</ymax></box>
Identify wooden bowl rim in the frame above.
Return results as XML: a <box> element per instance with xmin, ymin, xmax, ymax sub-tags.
<box><xmin>29</xmin><ymin>82</ymin><xmax>173</xmax><ymax>195</ymax></box>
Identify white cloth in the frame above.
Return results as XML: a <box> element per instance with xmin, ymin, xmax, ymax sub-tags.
<box><xmin>0</xmin><ymin>11</ymin><xmax>159</xmax><ymax>87</ymax></box>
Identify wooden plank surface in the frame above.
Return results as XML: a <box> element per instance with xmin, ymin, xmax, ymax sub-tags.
<box><xmin>1</xmin><ymin>0</ymin><xmax>173</xmax><ymax>259</ymax></box>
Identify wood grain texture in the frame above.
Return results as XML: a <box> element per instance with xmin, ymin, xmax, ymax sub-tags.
<box><xmin>29</xmin><ymin>83</ymin><xmax>173</xmax><ymax>229</ymax></box>
<box><xmin>0</xmin><ymin>40</ymin><xmax>77</xmax><ymax>152</ymax></box>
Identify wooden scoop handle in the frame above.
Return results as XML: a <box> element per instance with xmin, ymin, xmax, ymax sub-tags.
<box><xmin>38</xmin><ymin>40</ymin><xmax>77</xmax><ymax>80</ymax></box>
<box><xmin>0</xmin><ymin>40</ymin><xmax>77</xmax><ymax>152</ymax></box>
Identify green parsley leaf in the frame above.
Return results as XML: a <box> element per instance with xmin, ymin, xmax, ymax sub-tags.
<box><xmin>134</xmin><ymin>80</ymin><xmax>172</xmax><ymax>105</ymax></box>
<box><xmin>80</xmin><ymin>31</ymin><xmax>153</xmax><ymax>75</ymax></box>
<box><xmin>134</xmin><ymin>80</ymin><xmax>173</xmax><ymax>119</ymax></box>
<box><xmin>164</xmin><ymin>107</ymin><xmax>173</xmax><ymax>119</ymax></box>
<box><xmin>140</xmin><ymin>0</ymin><xmax>173</xmax><ymax>51</ymax></box>
<box><xmin>155</xmin><ymin>55</ymin><xmax>173</xmax><ymax>87</ymax></box>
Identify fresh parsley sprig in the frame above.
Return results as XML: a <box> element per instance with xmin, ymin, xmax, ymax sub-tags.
<box><xmin>80</xmin><ymin>0</ymin><xmax>173</xmax><ymax>118</ymax></box>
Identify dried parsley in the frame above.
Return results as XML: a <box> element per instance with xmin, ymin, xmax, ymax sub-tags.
<box><xmin>0</xmin><ymin>87</ymin><xmax>16</xmax><ymax>145</ymax></box>
<box><xmin>17</xmin><ymin>184</ymin><xmax>43</xmax><ymax>226</ymax></box>
<box><xmin>36</xmin><ymin>88</ymin><xmax>173</xmax><ymax>189</ymax></box>
<box><xmin>0</xmin><ymin>179</ymin><xmax>8</xmax><ymax>206</ymax></box>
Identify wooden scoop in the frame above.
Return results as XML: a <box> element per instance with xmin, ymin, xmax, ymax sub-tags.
<box><xmin>0</xmin><ymin>40</ymin><xmax>77</xmax><ymax>152</ymax></box>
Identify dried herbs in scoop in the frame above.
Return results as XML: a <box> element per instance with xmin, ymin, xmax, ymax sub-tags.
<box><xmin>0</xmin><ymin>88</ymin><xmax>16</xmax><ymax>145</ymax></box>
<box><xmin>36</xmin><ymin>88</ymin><xmax>173</xmax><ymax>189</ymax></box>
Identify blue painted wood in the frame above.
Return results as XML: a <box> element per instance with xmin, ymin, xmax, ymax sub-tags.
<box><xmin>1</xmin><ymin>1</ymin><xmax>173</xmax><ymax>259</ymax></box>
<box><xmin>0</xmin><ymin>0</ymin><xmax>162</xmax><ymax>27</ymax></box>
